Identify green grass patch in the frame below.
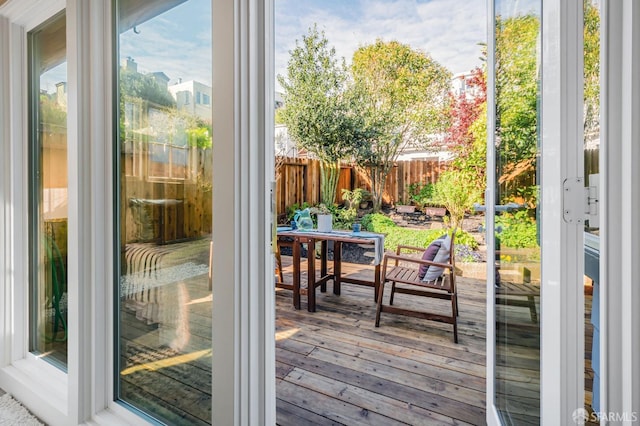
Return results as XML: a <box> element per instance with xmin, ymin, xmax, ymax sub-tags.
<box><xmin>361</xmin><ymin>213</ymin><xmax>478</xmax><ymax>251</ymax></box>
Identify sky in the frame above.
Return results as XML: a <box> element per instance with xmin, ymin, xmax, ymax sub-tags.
<box><xmin>43</xmin><ymin>0</ymin><xmax>542</xmax><ymax>94</ymax></box>
<box><xmin>119</xmin><ymin>0</ymin><xmax>213</xmax><ymax>86</ymax></box>
<box><xmin>275</xmin><ymin>0</ymin><xmax>488</xmax><ymax>90</ymax></box>
<box><xmin>118</xmin><ymin>0</ymin><xmax>492</xmax><ymax>92</ymax></box>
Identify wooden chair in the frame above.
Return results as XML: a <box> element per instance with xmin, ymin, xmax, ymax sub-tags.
<box><xmin>275</xmin><ymin>236</ymin><xmax>294</xmax><ymax>289</ymax></box>
<box><xmin>375</xmin><ymin>230</ymin><xmax>459</xmax><ymax>343</ymax></box>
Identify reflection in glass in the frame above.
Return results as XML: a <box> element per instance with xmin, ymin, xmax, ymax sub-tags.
<box><xmin>29</xmin><ymin>12</ymin><xmax>69</xmax><ymax>369</ymax></box>
<box><xmin>493</xmin><ymin>0</ymin><xmax>541</xmax><ymax>423</ymax></box>
<box><xmin>583</xmin><ymin>0</ymin><xmax>600</xmax><ymax>419</ymax></box>
<box><xmin>116</xmin><ymin>0</ymin><xmax>213</xmax><ymax>423</ymax></box>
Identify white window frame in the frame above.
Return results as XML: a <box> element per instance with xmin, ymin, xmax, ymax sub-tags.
<box><xmin>211</xmin><ymin>0</ymin><xmax>275</xmax><ymax>423</ymax></box>
<box><xmin>486</xmin><ymin>0</ymin><xmax>586</xmax><ymax>424</ymax></box>
<box><xmin>3</xmin><ymin>0</ymin><xmax>275</xmax><ymax>423</ymax></box>
<box><xmin>600</xmin><ymin>0</ymin><xmax>640</xmax><ymax>419</ymax></box>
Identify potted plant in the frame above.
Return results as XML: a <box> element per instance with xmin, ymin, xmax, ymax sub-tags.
<box><xmin>311</xmin><ymin>203</ymin><xmax>333</xmax><ymax>232</ymax></box>
<box><xmin>341</xmin><ymin>188</ymin><xmax>370</xmax><ymax>210</ymax></box>
<box><xmin>395</xmin><ymin>190</ymin><xmax>416</xmax><ymax>213</ymax></box>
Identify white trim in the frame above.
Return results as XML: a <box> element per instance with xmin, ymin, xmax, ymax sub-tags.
<box><xmin>211</xmin><ymin>0</ymin><xmax>239</xmax><ymax>423</ymax></box>
<box><xmin>67</xmin><ymin>0</ymin><xmax>94</xmax><ymax>422</ymax></box>
<box><xmin>0</xmin><ymin>8</ymin><xmax>73</xmax><ymax>426</ymax></box>
<box><xmin>212</xmin><ymin>0</ymin><xmax>274</xmax><ymax>423</ymax></box>
<box><xmin>8</xmin><ymin>14</ymin><xmax>28</xmax><ymax>366</ymax></box>
<box><xmin>601</xmin><ymin>0</ymin><xmax>640</xmax><ymax>420</ymax></box>
<box><xmin>0</xmin><ymin>15</ymin><xmax>11</xmax><ymax>369</ymax></box>
<box><xmin>263</xmin><ymin>0</ymin><xmax>277</xmax><ymax>422</ymax></box>
<box><xmin>0</xmin><ymin>0</ymin><xmax>63</xmax><ymax>30</ymax></box>
<box><xmin>484</xmin><ymin>0</ymin><xmax>497</xmax><ymax>422</ymax></box>
<box><xmin>541</xmin><ymin>0</ymin><xmax>585</xmax><ymax>423</ymax></box>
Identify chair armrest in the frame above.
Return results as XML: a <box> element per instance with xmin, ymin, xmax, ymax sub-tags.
<box><xmin>383</xmin><ymin>253</ymin><xmax>454</xmax><ymax>270</ymax></box>
<box><xmin>395</xmin><ymin>245</ymin><xmax>428</xmax><ymax>254</ymax></box>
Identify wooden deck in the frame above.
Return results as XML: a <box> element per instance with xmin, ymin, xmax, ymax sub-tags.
<box><xmin>275</xmin><ymin>256</ymin><xmax>488</xmax><ymax>425</ymax></box>
<box><xmin>1</xmin><ymin>250</ymin><xmax>599</xmax><ymax>425</ymax></box>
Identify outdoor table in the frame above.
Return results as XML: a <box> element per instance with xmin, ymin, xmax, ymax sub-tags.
<box><xmin>277</xmin><ymin>229</ymin><xmax>385</xmax><ymax>312</ymax></box>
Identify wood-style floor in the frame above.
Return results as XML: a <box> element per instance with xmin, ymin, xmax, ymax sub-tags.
<box><xmin>275</xmin><ymin>257</ymin><xmax>489</xmax><ymax>425</ymax></box>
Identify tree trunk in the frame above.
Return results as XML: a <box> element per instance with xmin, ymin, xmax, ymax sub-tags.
<box><xmin>320</xmin><ymin>160</ymin><xmax>340</xmax><ymax>206</ymax></box>
<box><xmin>370</xmin><ymin>165</ymin><xmax>388</xmax><ymax>213</ymax></box>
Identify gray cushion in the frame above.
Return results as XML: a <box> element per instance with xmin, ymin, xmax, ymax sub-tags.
<box><xmin>423</xmin><ymin>234</ymin><xmax>451</xmax><ymax>282</ymax></box>
<box><xmin>418</xmin><ymin>240</ymin><xmax>442</xmax><ymax>280</ymax></box>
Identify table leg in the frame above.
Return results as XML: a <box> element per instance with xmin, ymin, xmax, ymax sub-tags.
<box><xmin>292</xmin><ymin>238</ymin><xmax>301</xmax><ymax>310</ymax></box>
<box><xmin>320</xmin><ymin>240</ymin><xmax>328</xmax><ymax>293</ymax></box>
<box><xmin>307</xmin><ymin>238</ymin><xmax>317</xmax><ymax>312</ymax></box>
<box><xmin>333</xmin><ymin>241</ymin><xmax>342</xmax><ymax>295</ymax></box>
<box><xmin>374</xmin><ymin>264</ymin><xmax>381</xmax><ymax>302</ymax></box>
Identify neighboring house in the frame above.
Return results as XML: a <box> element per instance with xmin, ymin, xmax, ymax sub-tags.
<box><xmin>450</xmin><ymin>71</ymin><xmax>482</xmax><ymax>100</ymax></box>
<box><xmin>274</xmin><ymin>124</ymin><xmax>298</xmax><ymax>158</ymax></box>
<box><xmin>168</xmin><ymin>79</ymin><xmax>212</xmax><ymax>122</ymax></box>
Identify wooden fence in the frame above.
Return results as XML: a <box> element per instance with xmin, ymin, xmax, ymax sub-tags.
<box><xmin>275</xmin><ymin>156</ymin><xmax>446</xmax><ymax>217</ymax></box>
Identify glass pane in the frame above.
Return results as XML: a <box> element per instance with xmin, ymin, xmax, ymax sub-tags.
<box><xmin>116</xmin><ymin>0</ymin><xmax>213</xmax><ymax>423</ymax></box>
<box><xmin>29</xmin><ymin>12</ymin><xmax>69</xmax><ymax>369</ymax></box>
<box><xmin>493</xmin><ymin>0</ymin><xmax>541</xmax><ymax>423</ymax></box>
<box><xmin>583</xmin><ymin>0</ymin><xmax>600</xmax><ymax>420</ymax></box>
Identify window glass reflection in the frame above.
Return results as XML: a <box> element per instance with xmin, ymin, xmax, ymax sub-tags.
<box><xmin>116</xmin><ymin>0</ymin><xmax>213</xmax><ymax>423</ymax></box>
<box><xmin>29</xmin><ymin>12</ymin><xmax>69</xmax><ymax>369</ymax></box>
<box><xmin>493</xmin><ymin>0</ymin><xmax>541</xmax><ymax>423</ymax></box>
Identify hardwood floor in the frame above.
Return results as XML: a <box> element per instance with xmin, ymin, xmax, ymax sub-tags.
<box><xmin>275</xmin><ymin>257</ymin><xmax>488</xmax><ymax>425</ymax></box>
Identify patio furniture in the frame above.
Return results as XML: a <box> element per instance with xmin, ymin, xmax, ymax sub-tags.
<box><xmin>274</xmin><ymin>235</ymin><xmax>294</xmax><ymax>289</ymax></box>
<box><xmin>493</xmin><ymin>251</ymin><xmax>538</xmax><ymax>323</ymax></box>
<box><xmin>375</xmin><ymin>230</ymin><xmax>459</xmax><ymax>343</ymax></box>
<box><xmin>495</xmin><ymin>281</ymin><xmax>539</xmax><ymax>323</ymax></box>
<box><xmin>276</xmin><ymin>229</ymin><xmax>385</xmax><ymax>312</ymax></box>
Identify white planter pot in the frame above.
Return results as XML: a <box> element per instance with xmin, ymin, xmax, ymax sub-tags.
<box><xmin>317</xmin><ymin>214</ymin><xmax>333</xmax><ymax>232</ymax></box>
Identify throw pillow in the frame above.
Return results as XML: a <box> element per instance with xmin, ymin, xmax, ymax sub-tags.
<box><xmin>423</xmin><ymin>234</ymin><xmax>451</xmax><ymax>282</ymax></box>
<box><xmin>418</xmin><ymin>240</ymin><xmax>442</xmax><ymax>280</ymax></box>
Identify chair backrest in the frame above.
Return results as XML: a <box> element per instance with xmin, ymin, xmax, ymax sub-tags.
<box><xmin>449</xmin><ymin>227</ymin><xmax>457</xmax><ymax>267</ymax></box>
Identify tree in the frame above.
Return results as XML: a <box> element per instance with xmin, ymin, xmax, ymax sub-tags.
<box><xmin>446</xmin><ymin>68</ymin><xmax>487</xmax><ymax>195</ymax></box>
<box><xmin>351</xmin><ymin>40</ymin><xmax>451</xmax><ymax>212</ymax></box>
<box><xmin>495</xmin><ymin>14</ymin><xmax>540</xmax><ymax>168</ymax></box>
<box><xmin>277</xmin><ymin>25</ymin><xmax>360</xmax><ymax>205</ymax></box>
<box><xmin>120</xmin><ymin>67</ymin><xmax>176</xmax><ymax>108</ymax></box>
<box><xmin>583</xmin><ymin>0</ymin><xmax>600</xmax><ymax>142</ymax></box>
<box><xmin>432</xmin><ymin>169</ymin><xmax>482</xmax><ymax>229</ymax></box>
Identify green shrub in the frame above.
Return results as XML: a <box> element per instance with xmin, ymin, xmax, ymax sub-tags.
<box><xmin>361</xmin><ymin>213</ymin><xmax>395</xmax><ymax>232</ymax></box>
<box><xmin>432</xmin><ymin>170</ymin><xmax>482</xmax><ymax>228</ymax></box>
<box><xmin>360</xmin><ymin>213</ymin><xmax>478</xmax><ymax>251</ymax></box>
<box><xmin>408</xmin><ymin>182</ymin><xmax>436</xmax><ymax>210</ymax></box>
<box><xmin>495</xmin><ymin>210</ymin><xmax>539</xmax><ymax>248</ymax></box>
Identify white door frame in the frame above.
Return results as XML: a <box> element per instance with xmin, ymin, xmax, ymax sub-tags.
<box><xmin>0</xmin><ymin>0</ymin><xmax>278</xmax><ymax>423</ymax></box>
<box><xmin>600</xmin><ymin>0</ymin><xmax>640</xmax><ymax>420</ymax></box>
<box><xmin>486</xmin><ymin>0</ymin><xmax>586</xmax><ymax>424</ymax></box>
<box><xmin>211</xmin><ymin>0</ymin><xmax>276</xmax><ymax>424</ymax></box>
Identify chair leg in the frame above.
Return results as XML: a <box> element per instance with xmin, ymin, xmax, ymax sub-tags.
<box><xmin>275</xmin><ymin>250</ymin><xmax>284</xmax><ymax>284</ymax></box>
<box><xmin>528</xmin><ymin>295</ymin><xmax>538</xmax><ymax>323</ymax></box>
<box><xmin>389</xmin><ymin>282</ymin><xmax>396</xmax><ymax>305</ymax></box>
<box><xmin>375</xmin><ymin>280</ymin><xmax>386</xmax><ymax>327</ymax></box>
<box><xmin>452</xmin><ymin>293</ymin><xmax>458</xmax><ymax>343</ymax></box>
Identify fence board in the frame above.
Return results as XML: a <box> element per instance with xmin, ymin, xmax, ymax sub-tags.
<box><xmin>275</xmin><ymin>157</ymin><xmax>446</xmax><ymax>218</ymax></box>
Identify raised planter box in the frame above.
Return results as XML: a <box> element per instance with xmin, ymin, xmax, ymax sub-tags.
<box><xmin>395</xmin><ymin>205</ymin><xmax>416</xmax><ymax>213</ymax></box>
<box><xmin>424</xmin><ymin>206</ymin><xmax>447</xmax><ymax>217</ymax></box>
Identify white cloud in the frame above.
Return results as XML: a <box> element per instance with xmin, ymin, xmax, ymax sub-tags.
<box><xmin>275</xmin><ymin>0</ymin><xmax>487</xmax><ymax>90</ymax></box>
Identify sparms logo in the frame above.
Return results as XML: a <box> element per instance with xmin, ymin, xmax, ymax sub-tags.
<box><xmin>572</xmin><ymin>408</ymin><xmax>589</xmax><ymax>424</ymax></box>
<box><xmin>572</xmin><ymin>408</ymin><xmax>639</xmax><ymax>423</ymax></box>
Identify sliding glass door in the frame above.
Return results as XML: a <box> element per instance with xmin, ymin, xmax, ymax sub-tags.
<box><xmin>490</xmin><ymin>1</ymin><xmax>542</xmax><ymax>423</ymax></box>
<box><xmin>115</xmin><ymin>0</ymin><xmax>213</xmax><ymax>423</ymax></box>
<box><xmin>28</xmin><ymin>11</ymin><xmax>69</xmax><ymax>369</ymax></box>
